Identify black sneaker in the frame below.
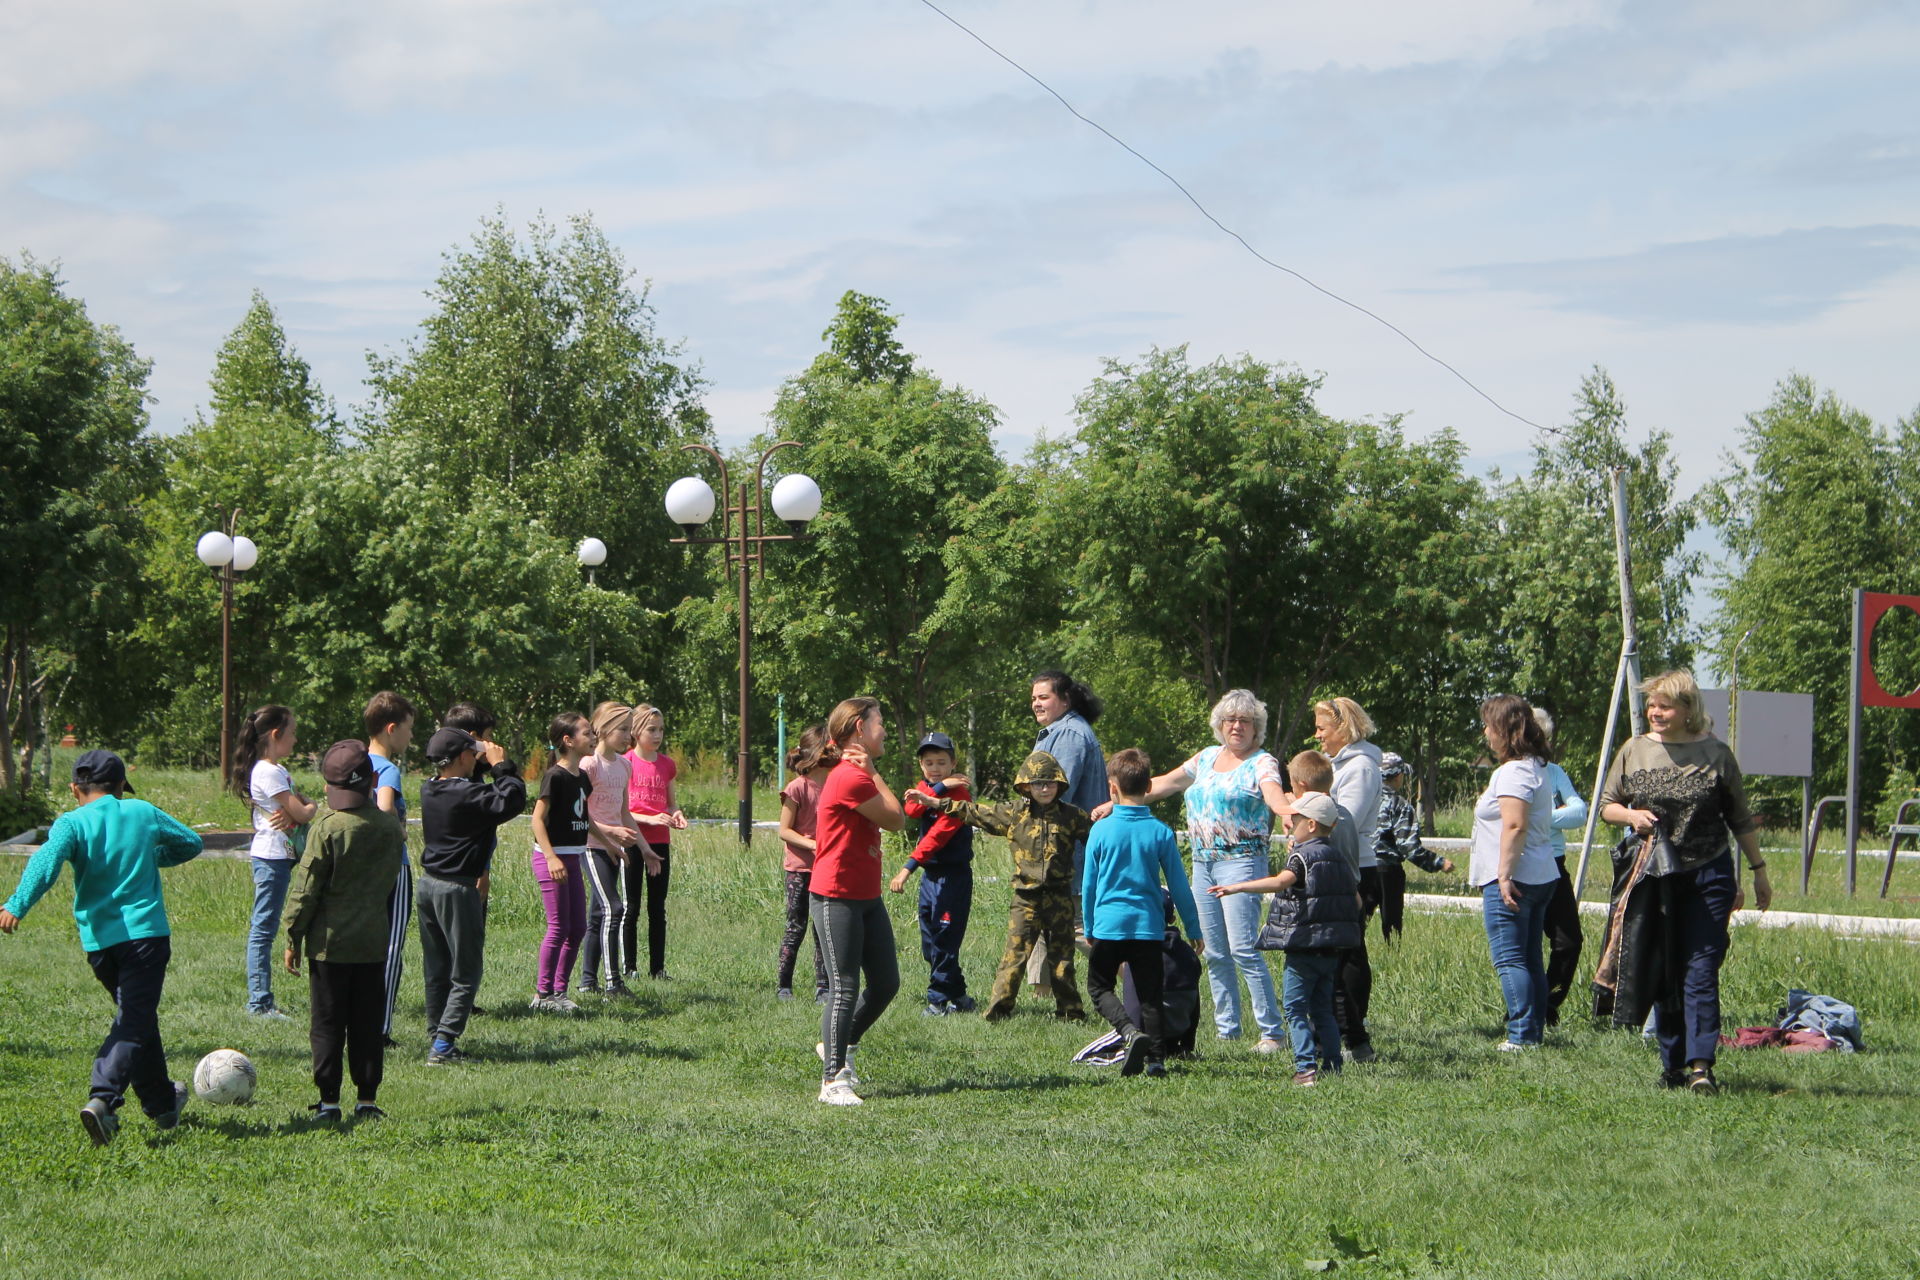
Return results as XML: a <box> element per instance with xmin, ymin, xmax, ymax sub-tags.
<box><xmin>425</xmin><ymin>1044</ymin><xmax>468</xmax><ymax>1066</ymax></box>
<box><xmin>1345</xmin><ymin>1042</ymin><xmax>1377</xmax><ymax>1064</ymax></box>
<box><xmin>1658</xmin><ymin>1067</ymin><xmax>1687</xmax><ymax>1090</ymax></box>
<box><xmin>79</xmin><ymin>1098</ymin><xmax>118</xmax><ymax>1147</ymax></box>
<box><xmin>949</xmin><ymin>995</ymin><xmax>977</xmax><ymax>1013</ymax></box>
<box><xmin>308</xmin><ymin>1101</ymin><xmax>343</xmax><ymax>1122</ymax></box>
<box><xmin>1143</xmin><ymin>1061</ymin><xmax>1168</xmax><ymax>1079</ymax></box>
<box><xmin>1686</xmin><ymin>1064</ymin><xmax>1720</xmax><ymax>1096</ymax></box>
<box><xmin>1120</xmin><ymin>1029</ymin><xmax>1149</xmax><ymax>1077</ymax></box>
<box><xmin>353</xmin><ymin>1103</ymin><xmax>387</xmax><ymax>1120</ymax></box>
<box><xmin>153</xmin><ymin>1081</ymin><xmax>189</xmax><ymax>1130</ymax></box>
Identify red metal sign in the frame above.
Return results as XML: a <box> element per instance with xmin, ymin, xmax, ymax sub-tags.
<box><xmin>1859</xmin><ymin>592</ymin><xmax>1920</xmax><ymax>708</ymax></box>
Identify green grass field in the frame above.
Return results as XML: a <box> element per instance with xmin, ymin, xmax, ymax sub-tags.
<box><xmin>4</xmin><ymin>804</ymin><xmax>1920</xmax><ymax>1280</ymax></box>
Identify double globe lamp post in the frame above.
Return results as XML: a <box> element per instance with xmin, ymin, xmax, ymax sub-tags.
<box><xmin>194</xmin><ymin>518</ymin><xmax>259</xmax><ymax>785</ymax></box>
<box><xmin>665</xmin><ymin>442</ymin><xmax>821</xmax><ymax>845</ymax></box>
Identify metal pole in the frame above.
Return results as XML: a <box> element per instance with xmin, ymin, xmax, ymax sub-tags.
<box><xmin>776</xmin><ymin>693</ymin><xmax>786</xmax><ymax>793</ymax></box>
<box><xmin>1573</xmin><ymin>641</ymin><xmax>1631</xmax><ymax>899</ymax></box>
<box><xmin>1611</xmin><ymin>467</ymin><xmax>1645</xmax><ymax>735</ymax></box>
<box><xmin>586</xmin><ymin>567</ymin><xmax>596</xmax><ymax>678</ymax></box>
<box><xmin>219</xmin><ymin>565</ymin><xmax>234</xmax><ymax>786</ymax></box>
<box><xmin>736</xmin><ymin>480</ymin><xmax>753</xmax><ymax>846</ymax></box>
<box><xmin>1845</xmin><ymin>588</ymin><xmax>1864</xmax><ymax>894</ymax></box>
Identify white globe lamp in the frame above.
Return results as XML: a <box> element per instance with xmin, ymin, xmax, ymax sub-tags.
<box><xmin>576</xmin><ymin>536</ymin><xmax>608</xmax><ymax>568</ymax></box>
<box><xmin>665</xmin><ymin>476</ymin><xmax>717</xmax><ymax>534</ymax></box>
<box><xmin>770</xmin><ymin>473</ymin><xmax>822</xmax><ymax>530</ymax></box>
<box><xmin>196</xmin><ymin>531</ymin><xmax>234</xmax><ymax>568</ymax></box>
<box><xmin>230</xmin><ymin>536</ymin><xmax>259</xmax><ymax>573</ymax></box>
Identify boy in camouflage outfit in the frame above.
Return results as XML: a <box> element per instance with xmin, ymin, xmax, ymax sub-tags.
<box><xmin>909</xmin><ymin>751</ymin><xmax>1089</xmax><ymax>1020</ymax></box>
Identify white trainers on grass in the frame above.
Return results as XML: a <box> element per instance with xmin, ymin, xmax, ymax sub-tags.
<box><xmin>814</xmin><ymin>1042</ymin><xmax>859</xmax><ymax>1085</ymax></box>
<box><xmin>817</xmin><ymin>1078</ymin><xmax>862</xmax><ymax>1106</ymax></box>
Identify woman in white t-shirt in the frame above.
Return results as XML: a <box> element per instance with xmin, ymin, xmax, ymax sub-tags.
<box><xmin>231</xmin><ymin>704</ymin><xmax>316</xmax><ymax>1019</ymax></box>
<box><xmin>1468</xmin><ymin>695</ymin><xmax>1559</xmax><ymax>1050</ymax></box>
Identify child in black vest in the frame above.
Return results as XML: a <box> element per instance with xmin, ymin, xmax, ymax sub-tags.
<box><xmin>1209</xmin><ymin>793</ymin><xmax>1360</xmax><ymax>1085</ymax></box>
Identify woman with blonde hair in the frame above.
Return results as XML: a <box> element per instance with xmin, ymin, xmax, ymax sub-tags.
<box><xmin>1312</xmin><ymin>695</ymin><xmax>1384</xmax><ymax>1060</ymax></box>
<box><xmin>1097</xmin><ymin>688</ymin><xmax>1290</xmax><ymax>1051</ymax></box>
<box><xmin>1597</xmin><ymin>670</ymin><xmax>1770</xmax><ymax>1094</ymax></box>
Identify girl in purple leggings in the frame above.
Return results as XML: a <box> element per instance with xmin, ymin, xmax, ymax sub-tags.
<box><xmin>529</xmin><ymin>713</ymin><xmax>596</xmax><ymax>1012</ymax></box>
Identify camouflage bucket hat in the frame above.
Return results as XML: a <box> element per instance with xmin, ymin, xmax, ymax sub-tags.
<box><xmin>1012</xmin><ymin>750</ymin><xmax>1068</xmax><ymax>793</ymax></box>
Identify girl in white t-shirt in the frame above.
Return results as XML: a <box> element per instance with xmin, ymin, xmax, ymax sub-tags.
<box><xmin>232</xmin><ymin>704</ymin><xmax>316</xmax><ymax>1018</ymax></box>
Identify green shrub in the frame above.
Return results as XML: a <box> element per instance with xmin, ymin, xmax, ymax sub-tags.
<box><xmin>0</xmin><ymin>782</ymin><xmax>57</xmax><ymax>840</ymax></box>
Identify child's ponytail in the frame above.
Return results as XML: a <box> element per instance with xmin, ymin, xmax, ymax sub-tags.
<box><xmin>787</xmin><ymin>723</ymin><xmax>831</xmax><ymax>775</ymax></box>
<box><xmin>231</xmin><ymin>704</ymin><xmax>295</xmax><ymax>798</ymax></box>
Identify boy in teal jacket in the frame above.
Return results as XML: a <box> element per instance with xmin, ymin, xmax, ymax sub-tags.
<box><xmin>0</xmin><ymin>751</ymin><xmax>203</xmax><ymax>1145</ymax></box>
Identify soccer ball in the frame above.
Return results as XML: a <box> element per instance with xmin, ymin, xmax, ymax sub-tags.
<box><xmin>193</xmin><ymin>1048</ymin><xmax>257</xmax><ymax>1104</ymax></box>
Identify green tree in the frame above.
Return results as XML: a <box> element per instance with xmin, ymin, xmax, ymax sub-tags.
<box><xmin>1051</xmin><ymin>346</ymin><xmax>1480</xmax><ymax>757</ymax></box>
<box><xmin>1485</xmin><ymin>369</ymin><xmax>1700</xmax><ymax>787</ymax></box>
<box><xmin>1708</xmin><ymin>376</ymin><xmax>1919</xmax><ymax>809</ymax></box>
<box><xmin>135</xmin><ymin>292</ymin><xmax>340</xmax><ymax>763</ymax></box>
<box><xmin>672</xmin><ymin>293</ymin><xmax>1005</xmax><ymax>784</ymax></box>
<box><xmin>0</xmin><ymin>257</ymin><xmax>158</xmax><ymax>789</ymax></box>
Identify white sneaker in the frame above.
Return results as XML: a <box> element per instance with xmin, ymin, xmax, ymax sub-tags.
<box><xmin>1255</xmin><ymin>1037</ymin><xmax>1285</xmax><ymax>1055</ymax></box>
<box><xmin>815</xmin><ymin>1042</ymin><xmax>860</xmax><ymax>1085</ymax></box>
<box><xmin>549</xmin><ymin>995</ymin><xmax>582</xmax><ymax>1014</ymax></box>
<box><xmin>817</xmin><ymin>1078</ymin><xmax>862</xmax><ymax>1106</ymax></box>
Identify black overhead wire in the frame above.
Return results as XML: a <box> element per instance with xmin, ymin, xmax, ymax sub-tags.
<box><xmin>912</xmin><ymin>0</ymin><xmax>1560</xmax><ymax>437</ymax></box>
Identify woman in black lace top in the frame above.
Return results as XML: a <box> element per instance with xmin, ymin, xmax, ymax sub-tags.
<box><xmin>1599</xmin><ymin>670</ymin><xmax>1772</xmax><ymax>1094</ymax></box>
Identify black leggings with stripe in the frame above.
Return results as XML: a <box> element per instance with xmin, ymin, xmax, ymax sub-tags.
<box><xmin>580</xmin><ymin>848</ymin><xmax>627</xmax><ymax>987</ymax></box>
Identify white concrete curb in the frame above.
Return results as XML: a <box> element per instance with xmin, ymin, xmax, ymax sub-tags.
<box><xmin>1404</xmin><ymin>892</ymin><xmax>1920</xmax><ymax>941</ymax></box>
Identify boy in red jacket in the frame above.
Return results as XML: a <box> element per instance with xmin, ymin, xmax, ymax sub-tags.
<box><xmin>889</xmin><ymin>732</ymin><xmax>976</xmax><ymax>1015</ymax></box>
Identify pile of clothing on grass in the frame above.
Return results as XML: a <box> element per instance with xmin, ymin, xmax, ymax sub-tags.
<box><xmin>1722</xmin><ymin>989</ymin><xmax>1864</xmax><ymax>1053</ymax></box>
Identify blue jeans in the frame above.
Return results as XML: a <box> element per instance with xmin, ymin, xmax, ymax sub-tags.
<box><xmin>1481</xmin><ymin>879</ymin><xmax>1555</xmax><ymax>1045</ymax></box>
<box><xmin>248</xmin><ymin>857</ymin><xmax>294</xmax><ymax>1013</ymax></box>
<box><xmin>1190</xmin><ymin>854</ymin><xmax>1284</xmax><ymax>1040</ymax></box>
<box><xmin>1281</xmin><ymin>949</ymin><xmax>1342</xmax><ymax>1074</ymax></box>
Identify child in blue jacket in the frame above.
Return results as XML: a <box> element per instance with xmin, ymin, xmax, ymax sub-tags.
<box><xmin>1080</xmin><ymin>749</ymin><xmax>1204</xmax><ymax>1075</ymax></box>
<box><xmin>0</xmin><ymin>751</ymin><xmax>204</xmax><ymax>1145</ymax></box>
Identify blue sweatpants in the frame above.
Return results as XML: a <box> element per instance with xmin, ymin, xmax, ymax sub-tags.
<box><xmin>918</xmin><ymin>866</ymin><xmax>972</xmax><ymax>1006</ymax></box>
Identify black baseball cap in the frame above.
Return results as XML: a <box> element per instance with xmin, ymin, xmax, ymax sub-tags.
<box><xmin>72</xmin><ymin>749</ymin><xmax>133</xmax><ymax>794</ymax></box>
<box><xmin>426</xmin><ymin>727</ymin><xmax>479</xmax><ymax>764</ymax></box>
<box><xmin>321</xmin><ymin>740</ymin><xmax>375</xmax><ymax>811</ymax></box>
<box><xmin>916</xmin><ymin>731</ymin><xmax>956</xmax><ymax>757</ymax></box>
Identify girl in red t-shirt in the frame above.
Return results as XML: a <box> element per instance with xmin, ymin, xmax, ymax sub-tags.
<box><xmin>624</xmin><ymin>703</ymin><xmax>686</xmax><ymax>980</ymax></box>
<box><xmin>811</xmin><ymin>697</ymin><xmax>905</xmax><ymax>1106</ymax></box>
<box><xmin>776</xmin><ymin>724</ymin><xmax>833</xmax><ymax>1001</ymax></box>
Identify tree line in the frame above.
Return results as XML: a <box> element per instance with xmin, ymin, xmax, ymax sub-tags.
<box><xmin>5</xmin><ymin>212</ymin><xmax>1916</xmax><ymax>835</ymax></box>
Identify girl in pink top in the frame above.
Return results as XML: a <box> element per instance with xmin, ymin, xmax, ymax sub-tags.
<box><xmin>578</xmin><ymin>703</ymin><xmax>659</xmax><ymax>995</ymax></box>
<box><xmin>775</xmin><ymin>725</ymin><xmax>833</xmax><ymax>1000</ymax></box>
<box><xmin>624</xmin><ymin>704</ymin><xmax>686</xmax><ymax>979</ymax></box>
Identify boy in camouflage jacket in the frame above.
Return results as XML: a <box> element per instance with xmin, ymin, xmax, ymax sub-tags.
<box><xmin>909</xmin><ymin>750</ymin><xmax>1089</xmax><ymax>1020</ymax></box>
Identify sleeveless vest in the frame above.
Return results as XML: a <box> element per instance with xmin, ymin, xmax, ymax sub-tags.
<box><xmin>1258</xmin><ymin>837</ymin><xmax>1362</xmax><ymax>952</ymax></box>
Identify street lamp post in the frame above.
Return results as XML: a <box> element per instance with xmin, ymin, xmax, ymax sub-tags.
<box><xmin>665</xmin><ymin>442</ymin><xmax>821</xmax><ymax>845</ymax></box>
<box><xmin>577</xmin><ymin>537</ymin><xmax>607</xmax><ymax>677</ymax></box>
<box><xmin>195</xmin><ymin>513</ymin><xmax>258</xmax><ymax>784</ymax></box>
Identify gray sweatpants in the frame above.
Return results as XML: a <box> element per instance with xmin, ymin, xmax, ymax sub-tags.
<box><xmin>417</xmin><ymin>872</ymin><xmax>486</xmax><ymax>1043</ymax></box>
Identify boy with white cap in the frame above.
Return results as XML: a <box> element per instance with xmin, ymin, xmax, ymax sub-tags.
<box><xmin>1209</xmin><ymin>792</ymin><xmax>1361</xmax><ymax>1085</ymax></box>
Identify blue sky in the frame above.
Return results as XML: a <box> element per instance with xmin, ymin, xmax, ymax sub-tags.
<box><xmin>5</xmin><ymin>0</ymin><xmax>1917</xmax><ymax>493</ymax></box>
